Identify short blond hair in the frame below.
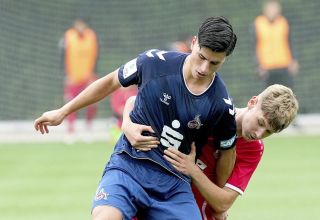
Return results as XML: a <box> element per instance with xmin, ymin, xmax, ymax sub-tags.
<box><xmin>259</xmin><ymin>84</ymin><xmax>299</xmax><ymax>132</ymax></box>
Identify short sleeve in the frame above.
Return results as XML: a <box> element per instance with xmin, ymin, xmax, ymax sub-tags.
<box><xmin>225</xmin><ymin>140</ymin><xmax>264</xmax><ymax>194</ymax></box>
<box><xmin>215</xmin><ymin>98</ymin><xmax>237</xmax><ymax>150</ymax></box>
<box><xmin>118</xmin><ymin>57</ymin><xmax>140</xmax><ymax>87</ymax></box>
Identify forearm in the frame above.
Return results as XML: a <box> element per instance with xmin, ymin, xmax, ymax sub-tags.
<box><xmin>163</xmin><ymin>145</ymin><xmax>237</xmax><ymax>212</ymax></box>
<box><xmin>191</xmin><ymin>166</ymin><xmax>235</xmax><ymax>213</ymax></box>
<box><xmin>61</xmin><ymin>70</ymin><xmax>121</xmax><ymax>116</ymax></box>
<box><xmin>122</xmin><ymin>96</ymin><xmax>136</xmax><ymax>126</ymax></box>
<box><xmin>215</xmin><ymin>147</ymin><xmax>236</xmax><ymax>187</ymax></box>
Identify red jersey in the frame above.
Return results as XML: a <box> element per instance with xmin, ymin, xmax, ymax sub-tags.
<box><xmin>110</xmin><ymin>86</ymin><xmax>138</xmax><ymax>127</ymax></box>
<box><xmin>193</xmin><ymin>137</ymin><xmax>264</xmax><ymax>219</ymax></box>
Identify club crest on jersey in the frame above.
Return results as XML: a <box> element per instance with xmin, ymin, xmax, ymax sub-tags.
<box><xmin>94</xmin><ymin>188</ymin><xmax>109</xmax><ymax>201</ymax></box>
<box><xmin>187</xmin><ymin>115</ymin><xmax>203</xmax><ymax>129</ymax></box>
<box><xmin>160</xmin><ymin>93</ymin><xmax>171</xmax><ymax>105</ymax></box>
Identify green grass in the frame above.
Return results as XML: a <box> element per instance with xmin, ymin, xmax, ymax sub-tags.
<box><xmin>0</xmin><ymin>135</ymin><xmax>319</xmax><ymax>220</ymax></box>
<box><xmin>0</xmin><ymin>141</ymin><xmax>113</xmax><ymax>220</ymax></box>
<box><xmin>229</xmin><ymin>135</ymin><xmax>320</xmax><ymax>220</ymax></box>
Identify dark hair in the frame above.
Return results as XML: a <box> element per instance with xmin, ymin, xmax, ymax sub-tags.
<box><xmin>197</xmin><ymin>16</ymin><xmax>237</xmax><ymax>56</ymax></box>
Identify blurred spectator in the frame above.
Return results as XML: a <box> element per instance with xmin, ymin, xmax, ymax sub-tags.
<box><xmin>59</xmin><ymin>18</ymin><xmax>99</xmax><ymax>134</ymax></box>
<box><xmin>253</xmin><ymin>0</ymin><xmax>299</xmax><ymax>89</ymax></box>
<box><xmin>170</xmin><ymin>34</ymin><xmax>192</xmax><ymax>53</ymax></box>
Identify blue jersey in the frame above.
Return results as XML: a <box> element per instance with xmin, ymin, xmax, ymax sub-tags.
<box><xmin>111</xmin><ymin>49</ymin><xmax>236</xmax><ymax>182</ymax></box>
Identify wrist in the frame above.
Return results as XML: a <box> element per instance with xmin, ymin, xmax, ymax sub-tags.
<box><xmin>59</xmin><ymin>106</ymin><xmax>69</xmax><ymax>118</ymax></box>
<box><xmin>190</xmin><ymin>164</ymin><xmax>203</xmax><ymax>180</ymax></box>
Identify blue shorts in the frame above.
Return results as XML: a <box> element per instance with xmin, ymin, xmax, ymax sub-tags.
<box><xmin>92</xmin><ymin>153</ymin><xmax>201</xmax><ymax>220</ymax></box>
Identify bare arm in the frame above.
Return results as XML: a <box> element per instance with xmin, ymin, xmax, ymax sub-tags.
<box><xmin>164</xmin><ymin>144</ymin><xmax>238</xmax><ymax>213</ymax></box>
<box><xmin>34</xmin><ymin>70</ymin><xmax>121</xmax><ymax>134</ymax></box>
<box><xmin>121</xmin><ymin>96</ymin><xmax>160</xmax><ymax>151</ymax></box>
<box><xmin>192</xmin><ymin>168</ymin><xmax>238</xmax><ymax>213</ymax></box>
<box><xmin>215</xmin><ymin>148</ymin><xmax>236</xmax><ymax>187</ymax></box>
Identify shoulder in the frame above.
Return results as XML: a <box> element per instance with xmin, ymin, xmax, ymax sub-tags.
<box><xmin>278</xmin><ymin>16</ymin><xmax>289</xmax><ymax>26</ymax></box>
<box><xmin>214</xmin><ymin>74</ymin><xmax>228</xmax><ymax>91</ymax></box>
<box><xmin>137</xmin><ymin>49</ymin><xmax>187</xmax><ymax>72</ymax></box>
<box><xmin>254</xmin><ymin>15</ymin><xmax>266</xmax><ymax>24</ymax></box>
<box><xmin>236</xmin><ymin>137</ymin><xmax>264</xmax><ymax>157</ymax></box>
<box><xmin>213</xmin><ymin>74</ymin><xmax>233</xmax><ymax>106</ymax></box>
<box><xmin>65</xmin><ymin>28</ymin><xmax>76</xmax><ymax>37</ymax></box>
<box><xmin>138</xmin><ymin>49</ymin><xmax>186</xmax><ymax>63</ymax></box>
<box><xmin>85</xmin><ymin>28</ymin><xmax>97</xmax><ymax>37</ymax></box>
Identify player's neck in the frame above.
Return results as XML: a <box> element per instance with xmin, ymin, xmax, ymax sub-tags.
<box><xmin>182</xmin><ymin>56</ymin><xmax>215</xmax><ymax>95</ymax></box>
<box><xmin>235</xmin><ymin>107</ymin><xmax>244</xmax><ymax>137</ymax></box>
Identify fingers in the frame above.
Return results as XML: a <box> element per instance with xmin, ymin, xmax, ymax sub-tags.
<box><xmin>143</xmin><ymin>125</ymin><xmax>155</xmax><ymax>134</ymax></box>
<box><xmin>163</xmin><ymin>155</ymin><xmax>181</xmax><ymax>171</ymax></box>
<box><xmin>134</xmin><ymin>147</ymin><xmax>153</xmax><ymax>151</ymax></box>
<box><xmin>44</xmin><ymin>125</ymin><xmax>49</xmax><ymax>134</ymax></box>
<box><xmin>37</xmin><ymin>123</ymin><xmax>49</xmax><ymax>134</ymax></box>
<box><xmin>130</xmin><ymin>134</ymin><xmax>159</xmax><ymax>148</ymax></box>
<box><xmin>34</xmin><ymin>117</ymin><xmax>50</xmax><ymax>134</ymax></box>
<box><xmin>135</xmin><ymin>136</ymin><xmax>159</xmax><ymax>144</ymax></box>
<box><xmin>189</xmin><ymin>142</ymin><xmax>196</xmax><ymax>160</ymax></box>
<box><xmin>165</xmin><ymin>147</ymin><xmax>183</xmax><ymax>158</ymax></box>
<box><xmin>132</xmin><ymin>143</ymin><xmax>158</xmax><ymax>151</ymax></box>
<box><xmin>190</xmin><ymin>142</ymin><xmax>196</xmax><ymax>154</ymax></box>
<box><xmin>164</xmin><ymin>147</ymin><xmax>184</xmax><ymax>163</ymax></box>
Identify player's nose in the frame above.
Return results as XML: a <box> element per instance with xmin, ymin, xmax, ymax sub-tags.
<box><xmin>199</xmin><ymin>61</ymin><xmax>210</xmax><ymax>74</ymax></box>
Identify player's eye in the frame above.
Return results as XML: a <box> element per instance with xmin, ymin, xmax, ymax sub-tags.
<box><xmin>210</xmin><ymin>61</ymin><xmax>219</xmax><ymax>65</ymax></box>
<box><xmin>199</xmin><ymin>54</ymin><xmax>205</xmax><ymax>60</ymax></box>
<box><xmin>258</xmin><ymin>119</ymin><xmax>264</xmax><ymax>127</ymax></box>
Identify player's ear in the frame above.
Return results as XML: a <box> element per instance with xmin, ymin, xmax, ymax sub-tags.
<box><xmin>248</xmin><ymin>96</ymin><xmax>258</xmax><ymax>109</ymax></box>
<box><xmin>190</xmin><ymin>36</ymin><xmax>197</xmax><ymax>50</ymax></box>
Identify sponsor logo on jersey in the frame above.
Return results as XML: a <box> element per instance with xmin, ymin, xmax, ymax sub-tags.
<box><xmin>220</xmin><ymin>135</ymin><xmax>236</xmax><ymax>149</ymax></box>
<box><xmin>160</xmin><ymin>120</ymin><xmax>184</xmax><ymax>149</ymax></box>
<box><xmin>160</xmin><ymin>93</ymin><xmax>171</xmax><ymax>105</ymax></box>
<box><xmin>187</xmin><ymin>114</ymin><xmax>203</xmax><ymax>129</ymax></box>
<box><xmin>123</xmin><ymin>58</ymin><xmax>137</xmax><ymax>79</ymax></box>
<box><xmin>94</xmin><ymin>188</ymin><xmax>109</xmax><ymax>201</ymax></box>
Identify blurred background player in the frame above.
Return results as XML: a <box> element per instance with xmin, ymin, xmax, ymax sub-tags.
<box><xmin>169</xmin><ymin>33</ymin><xmax>192</xmax><ymax>53</ymax></box>
<box><xmin>109</xmin><ymin>85</ymin><xmax>138</xmax><ymax>140</ymax></box>
<box><xmin>253</xmin><ymin>0</ymin><xmax>299</xmax><ymax>90</ymax></box>
<box><xmin>60</xmin><ymin>18</ymin><xmax>99</xmax><ymax>134</ymax></box>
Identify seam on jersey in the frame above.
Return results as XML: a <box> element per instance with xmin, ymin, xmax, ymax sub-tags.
<box><xmin>202</xmin><ymin>201</ymin><xmax>208</xmax><ymax>220</ymax></box>
<box><xmin>117</xmin><ymin>150</ymin><xmax>190</xmax><ymax>184</ymax></box>
<box><xmin>182</xmin><ymin>71</ymin><xmax>216</xmax><ymax>96</ymax></box>
<box><xmin>225</xmin><ymin>183</ymin><xmax>244</xmax><ymax>195</ymax></box>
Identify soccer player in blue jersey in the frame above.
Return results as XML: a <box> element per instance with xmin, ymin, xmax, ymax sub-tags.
<box><xmin>34</xmin><ymin>16</ymin><xmax>237</xmax><ymax>220</ymax></box>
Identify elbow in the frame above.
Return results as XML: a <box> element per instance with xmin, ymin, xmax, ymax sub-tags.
<box><xmin>209</xmin><ymin>197</ymin><xmax>233</xmax><ymax>213</ymax></box>
<box><xmin>213</xmin><ymin>202</ymin><xmax>232</xmax><ymax>213</ymax></box>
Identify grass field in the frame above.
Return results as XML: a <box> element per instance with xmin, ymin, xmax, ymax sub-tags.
<box><xmin>1</xmin><ymin>135</ymin><xmax>319</xmax><ymax>220</ymax></box>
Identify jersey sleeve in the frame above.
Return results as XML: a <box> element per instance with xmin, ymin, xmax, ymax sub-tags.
<box><xmin>118</xmin><ymin>56</ymin><xmax>141</xmax><ymax>87</ymax></box>
<box><xmin>214</xmin><ymin>98</ymin><xmax>237</xmax><ymax>150</ymax></box>
<box><xmin>225</xmin><ymin>140</ymin><xmax>264</xmax><ymax>195</ymax></box>
<box><xmin>118</xmin><ymin>49</ymin><xmax>163</xmax><ymax>87</ymax></box>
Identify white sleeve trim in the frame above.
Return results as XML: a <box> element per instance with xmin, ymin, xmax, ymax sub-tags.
<box><xmin>225</xmin><ymin>183</ymin><xmax>244</xmax><ymax>195</ymax></box>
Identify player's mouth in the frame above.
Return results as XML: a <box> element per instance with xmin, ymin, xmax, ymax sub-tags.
<box><xmin>196</xmin><ymin>71</ymin><xmax>206</xmax><ymax>77</ymax></box>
